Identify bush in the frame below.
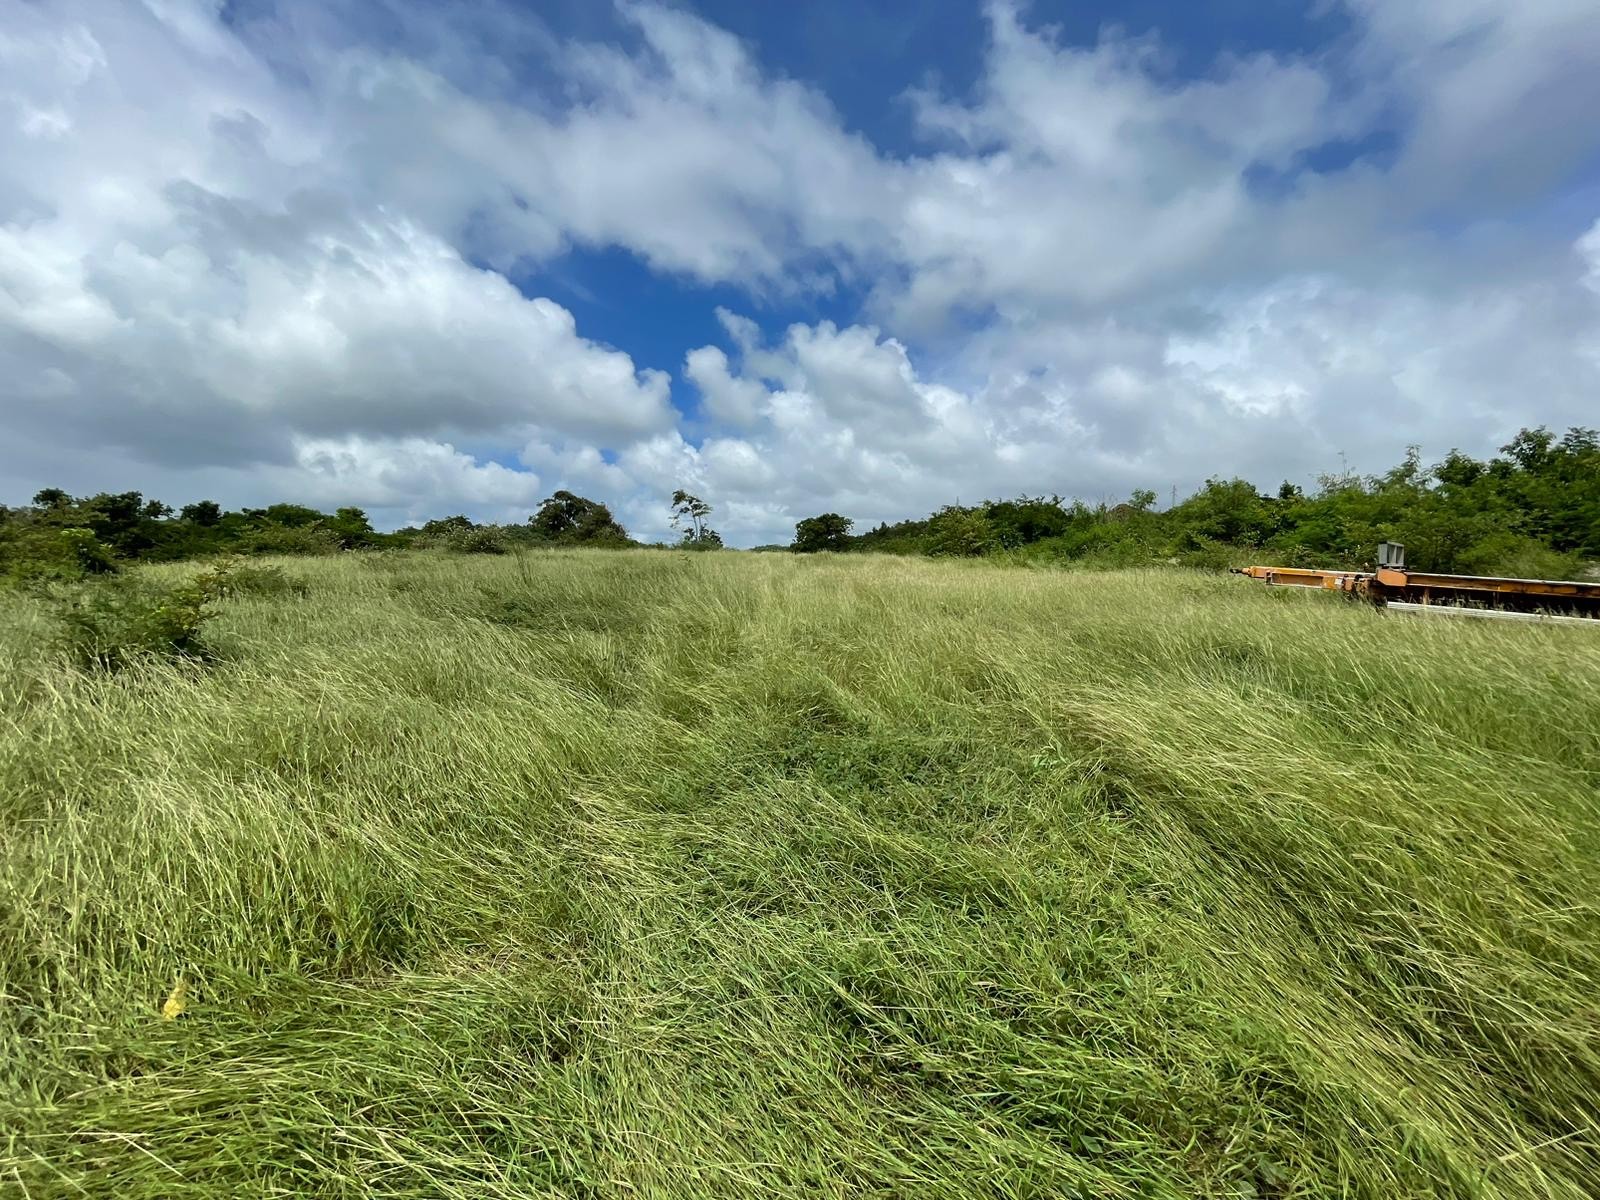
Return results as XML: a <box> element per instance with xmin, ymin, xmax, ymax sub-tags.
<box><xmin>679</xmin><ymin>529</ymin><xmax>724</xmax><ymax>551</ymax></box>
<box><xmin>924</xmin><ymin>508</ymin><xmax>993</xmax><ymax>557</ymax></box>
<box><xmin>411</xmin><ymin>524</ymin><xmax>512</xmax><ymax>555</ymax></box>
<box><xmin>58</xmin><ymin>528</ymin><xmax>120</xmax><ymax>576</ymax></box>
<box><xmin>235</xmin><ymin>524</ymin><xmax>342</xmax><ymax>556</ymax></box>
<box><xmin>51</xmin><ymin>576</ymin><xmax>216</xmax><ymax>671</ymax></box>
<box><xmin>195</xmin><ymin>560</ymin><xmax>310</xmax><ymax>599</ymax></box>
<box><xmin>1</xmin><ymin>526</ymin><xmax>120</xmax><ymax>585</ymax></box>
<box><xmin>1175</xmin><ymin>537</ymin><xmax>1252</xmax><ymax>572</ymax></box>
<box><xmin>1455</xmin><ymin>533</ymin><xmax>1584</xmax><ymax>581</ymax></box>
<box><xmin>455</xmin><ymin>528</ymin><xmax>508</xmax><ymax>554</ymax></box>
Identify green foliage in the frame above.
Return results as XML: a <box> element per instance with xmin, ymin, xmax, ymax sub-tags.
<box><xmin>258</xmin><ymin>503</ymin><xmax>325</xmax><ymax>529</ymax></box>
<box><xmin>49</xmin><ymin>575</ymin><xmax>216</xmax><ymax>671</ymax></box>
<box><xmin>325</xmin><ymin>507</ymin><xmax>378</xmax><ymax>550</ymax></box>
<box><xmin>979</xmin><ymin>496</ymin><xmax>1070</xmax><ymax>548</ymax></box>
<box><xmin>1042</xmin><ymin>523</ymin><xmax>1161</xmax><ymax>569</ymax></box>
<box><xmin>679</xmin><ymin>528</ymin><xmax>725</xmax><ymax>551</ymax></box>
<box><xmin>234</xmin><ymin>523</ymin><xmax>342</xmax><ymax>556</ymax></box>
<box><xmin>196</xmin><ymin>559</ymin><xmax>311</xmax><ymax>600</ymax></box>
<box><xmin>1452</xmin><ymin>533</ymin><xmax>1584</xmax><ymax>581</ymax></box>
<box><xmin>853</xmin><ymin>516</ymin><xmax>933</xmax><ymax>555</ymax></box>
<box><xmin>792</xmin><ymin>512</ymin><xmax>853</xmax><ymax>553</ymax></box>
<box><xmin>180</xmin><ymin>499</ymin><xmax>223</xmax><ymax>526</ymax></box>
<box><xmin>529</xmin><ymin>491</ymin><xmax>631</xmax><ymax>546</ymax></box>
<box><xmin>924</xmin><ymin>506</ymin><xmax>993</xmax><ymax>557</ymax></box>
<box><xmin>1174</xmin><ymin>537</ymin><xmax>1252</xmax><ymax>571</ymax></box>
<box><xmin>1</xmin><ymin>524</ymin><xmax>119</xmax><ymax>584</ymax></box>
<box><xmin>4</xmin><ymin>425</ymin><xmax>1597</xmax><ymax>576</ymax></box>
<box><xmin>452</xmin><ymin>527</ymin><xmax>509</xmax><ymax>554</ymax></box>
<box><xmin>58</xmin><ymin>528</ymin><xmax>120</xmax><ymax>576</ymax></box>
<box><xmin>808</xmin><ymin>426</ymin><xmax>1598</xmax><ymax>578</ymax></box>
<box><xmin>418</xmin><ymin>514</ymin><xmax>475</xmax><ymax>539</ymax></box>
<box><xmin>669</xmin><ymin>489</ymin><xmax>721</xmax><ymax>549</ymax></box>
<box><xmin>1178</xmin><ymin>478</ymin><xmax>1277</xmax><ymax>547</ymax></box>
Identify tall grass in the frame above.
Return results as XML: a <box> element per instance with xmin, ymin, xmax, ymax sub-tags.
<box><xmin>3</xmin><ymin>550</ymin><xmax>1598</xmax><ymax>1198</ymax></box>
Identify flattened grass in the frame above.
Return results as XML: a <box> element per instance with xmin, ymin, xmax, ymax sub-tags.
<box><xmin>3</xmin><ymin>551</ymin><xmax>1598</xmax><ymax>1197</ymax></box>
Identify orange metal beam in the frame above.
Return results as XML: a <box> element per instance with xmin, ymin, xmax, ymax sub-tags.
<box><xmin>1374</xmin><ymin>567</ymin><xmax>1600</xmax><ymax>599</ymax></box>
<box><xmin>1236</xmin><ymin>561</ymin><xmax>1600</xmax><ymax>617</ymax></box>
<box><xmin>1233</xmin><ymin>566</ymin><xmax>1363</xmax><ymax>590</ymax></box>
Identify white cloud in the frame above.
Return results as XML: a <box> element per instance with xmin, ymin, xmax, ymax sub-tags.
<box><xmin>281</xmin><ymin>436</ymin><xmax>546</xmax><ymax>520</ymax></box>
<box><xmin>0</xmin><ymin>0</ymin><xmax>670</xmax><ymax>518</ymax></box>
<box><xmin>3</xmin><ymin>0</ymin><xmax>1600</xmax><ymax>545</ymax></box>
<box><xmin>660</xmin><ymin>237</ymin><xmax>1600</xmax><ymax>545</ymax></box>
<box><xmin>683</xmin><ymin>345</ymin><xmax>766</xmax><ymax>427</ymax></box>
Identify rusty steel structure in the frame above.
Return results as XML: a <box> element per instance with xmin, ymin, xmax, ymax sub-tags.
<box><xmin>1232</xmin><ymin>543</ymin><xmax>1600</xmax><ymax>621</ymax></box>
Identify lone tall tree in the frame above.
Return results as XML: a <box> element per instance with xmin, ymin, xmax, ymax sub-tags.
<box><xmin>670</xmin><ymin>490</ymin><xmax>722</xmax><ymax>549</ymax></box>
<box><xmin>670</xmin><ymin>490</ymin><xmax>709</xmax><ymax>538</ymax></box>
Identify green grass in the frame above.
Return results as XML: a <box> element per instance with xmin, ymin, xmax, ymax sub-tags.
<box><xmin>3</xmin><ymin>550</ymin><xmax>1599</xmax><ymax>1198</ymax></box>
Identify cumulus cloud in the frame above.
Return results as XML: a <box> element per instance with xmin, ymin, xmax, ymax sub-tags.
<box><xmin>664</xmin><ymin>241</ymin><xmax>1600</xmax><ymax>546</ymax></box>
<box><xmin>0</xmin><ymin>0</ymin><xmax>670</xmax><ymax>523</ymax></box>
<box><xmin>3</xmin><ymin>0</ymin><xmax>1600</xmax><ymax>543</ymax></box>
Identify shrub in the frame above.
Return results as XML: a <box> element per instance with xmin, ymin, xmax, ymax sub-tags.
<box><xmin>58</xmin><ymin>527</ymin><xmax>120</xmax><ymax>576</ymax></box>
<box><xmin>51</xmin><ymin>576</ymin><xmax>216</xmax><ymax>671</ymax></box>
<box><xmin>1</xmin><ymin>526</ymin><xmax>120</xmax><ymax>585</ymax></box>
<box><xmin>195</xmin><ymin>559</ymin><xmax>310</xmax><ymax>599</ymax></box>
<box><xmin>412</xmin><ymin>524</ymin><xmax>511</xmax><ymax>554</ymax></box>
<box><xmin>1175</xmin><ymin>537</ymin><xmax>1251</xmax><ymax>572</ymax></box>
<box><xmin>1074</xmin><ymin>540</ymin><xmax>1163</xmax><ymax>570</ymax></box>
<box><xmin>454</xmin><ymin>528</ymin><xmax>508</xmax><ymax>554</ymax></box>
<box><xmin>1455</xmin><ymin>533</ymin><xmax>1584</xmax><ymax>581</ymax></box>
<box><xmin>924</xmin><ymin>507</ymin><xmax>993</xmax><ymax>557</ymax></box>
<box><xmin>235</xmin><ymin>524</ymin><xmax>342</xmax><ymax>556</ymax></box>
<box><xmin>679</xmin><ymin>529</ymin><xmax>724</xmax><ymax>551</ymax></box>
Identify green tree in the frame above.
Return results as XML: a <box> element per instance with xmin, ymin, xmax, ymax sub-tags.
<box><xmin>1174</xmin><ymin>479</ymin><xmax>1275</xmax><ymax>547</ymax></box>
<box><xmin>180</xmin><ymin>500</ymin><xmax>223</xmax><ymax>526</ymax></box>
<box><xmin>670</xmin><ymin>490</ymin><xmax>722</xmax><ymax>549</ymax></box>
<box><xmin>326</xmin><ymin>507</ymin><xmax>376</xmax><ymax>549</ymax></box>
<box><xmin>421</xmin><ymin>515</ymin><xmax>474</xmax><ymax>537</ymax></box>
<box><xmin>80</xmin><ymin>492</ymin><xmax>154</xmax><ymax>554</ymax></box>
<box><xmin>58</xmin><ymin>527</ymin><xmax>119</xmax><ymax>575</ymax></box>
<box><xmin>530</xmin><ymin>491</ymin><xmax>630</xmax><ymax>545</ymax></box>
<box><xmin>982</xmin><ymin>497</ymin><xmax>1070</xmax><ymax>548</ymax></box>
<box><xmin>33</xmin><ymin>488</ymin><xmax>71</xmax><ymax>509</ymax></box>
<box><xmin>925</xmin><ymin>506</ymin><xmax>993</xmax><ymax>557</ymax></box>
<box><xmin>261</xmin><ymin>503</ymin><xmax>324</xmax><ymax>528</ymax></box>
<box><xmin>792</xmin><ymin>513</ymin><xmax>854</xmax><ymax>553</ymax></box>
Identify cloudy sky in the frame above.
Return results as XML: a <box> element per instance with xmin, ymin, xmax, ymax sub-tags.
<box><xmin>3</xmin><ymin>0</ymin><xmax>1599</xmax><ymax>544</ymax></box>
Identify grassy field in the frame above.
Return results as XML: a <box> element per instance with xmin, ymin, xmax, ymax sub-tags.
<box><xmin>3</xmin><ymin>550</ymin><xmax>1599</xmax><ymax>1199</ymax></box>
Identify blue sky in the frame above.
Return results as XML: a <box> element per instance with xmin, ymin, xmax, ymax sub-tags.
<box><xmin>4</xmin><ymin>0</ymin><xmax>1600</xmax><ymax>543</ymax></box>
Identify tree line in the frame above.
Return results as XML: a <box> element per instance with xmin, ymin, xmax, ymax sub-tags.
<box><xmin>787</xmin><ymin>427</ymin><xmax>1600</xmax><ymax>577</ymax></box>
<box><xmin>4</xmin><ymin>427</ymin><xmax>1596</xmax><ymax>582</ymax></box>
<box><xmin>0</xmin><ymin>486</ymin><xmax>733</xmax><ymax>583</ymax></box>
